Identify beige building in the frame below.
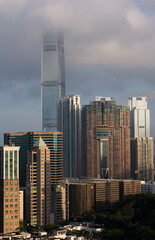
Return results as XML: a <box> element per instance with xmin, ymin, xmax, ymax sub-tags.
<box><xmin>131</xmin><ymin>137</ymin><xmax>154</xmax><ymax>181</ymax></box>
<box><xmin>0</xmin><ymin>145</ymin><xmax>20</xmax><ymax>234</ymax></box>
<box><xmin>19</xmin><ymin>190</ymin><xmax>24</xmax><ymax>221</ymax></box>
<box><xmin>26</xmin><ymin>137</ymin><xmax>51</xmax><ymax>225</ymax></box>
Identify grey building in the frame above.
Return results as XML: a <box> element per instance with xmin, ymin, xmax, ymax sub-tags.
<box><xmin>57</xmin><ymin>95</ymin><xmax>81</xmax><ymax>178</ymax></box>
<box><xmin>41</xmin><ymin>30</ymin><xmax>65</xmax><ymax>131</ymax></box>
<box><xmin>128</xmin><ymin>97</ymin><xmax>150</xmax><ymax>138</ymax></box>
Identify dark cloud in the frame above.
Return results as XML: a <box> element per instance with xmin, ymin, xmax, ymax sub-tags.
<box><xmin>1</xmin><ymin>0</ymin><xmax>155</xmax><ymax>143</ymax></box>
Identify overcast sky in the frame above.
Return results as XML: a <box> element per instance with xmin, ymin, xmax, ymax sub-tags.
<box><xmin>0</xmin><ymin>0</ymin><xmax>155</xmax><ymax>143</ymax></box>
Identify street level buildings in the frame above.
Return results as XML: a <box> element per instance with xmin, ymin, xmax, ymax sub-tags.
<box><xmin>131</xmin><ymin>137</ymin><xmax>154</xmax><ymax>181</ymax></box>
<box><xmin>55</xmin><ymin>179</ymin><xmax>141</xmax><ymax>222</ymax></box>
<box><xmin>128</xmin><ymin>97</ymin><xmax>150</xmax><ymax>138</ymax></box>
<box><xmin>0</xmin><ymin>145</ymin><xmax>20</xmax><ymax>234</ymax></box>
<box><xmin>26</xmin><ymin>137</ymin><xmax>51</xmax><ymax>225</ymax></box>
<box><xmin>4</xmin><ymin>131</ymin><xmax>63</xmax><ymax>187</ymax></box>
<box><xmin>41</xmin><ymin>30</ymin><xmax>65</xmax><ymax>131</ymax></box>
<box><xmin>57</xmin><ymin>95</ymin><xmax>81</xmax><ymax>178</ymax></box>
<box><xmin>81</xmin><ymin>97</ymin><xmax>130</xmax><ymax>179</ymax></box>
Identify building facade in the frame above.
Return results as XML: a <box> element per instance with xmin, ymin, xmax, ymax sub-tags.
<box><xmin>128</xmin><ymin>97</ymin><xmax>150</xmax><ymax>138</ymax></box>
<box><xmin>26</xmin><ymin>137</ymin><xmax>51</xmax><ymax>225</ymax></box>
<box><xmin>4</xmin><ymin>131</ymin><xmax>63</xmax><ymax>187</ymax></box>
<box><xmin>0</xmin><ymin>145</ymin><xmax>20</xmax><ymax>234</ymax></box>
<box><xmin>57</xmin><ymin>95</ymin><xmax>81</xmax><ymax>178</ymax></box>
<box><xmin>131</xmin><ymin>137</ymin><xmax>154</xmax><ymax>181</ymax></box>
<box><xmin>55</xmin><ymin>178</ymin><xmax>141</xmax><ymax>221</ymax></box>
<box><xmin>81</xmin><ymin>98</ymin><xmax>130</xmax><ymax>179</ymax></box>
<box><xmin>41</xmin><ymin>30</ymin><xmax>65</xmax><ymax>131</ymax></box>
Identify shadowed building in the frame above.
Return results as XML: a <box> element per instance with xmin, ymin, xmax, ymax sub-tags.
<box><xmin>57</xmin><ymin>95</ymin><xmax>81</xmax><ymax>178</ymax></box>
<box><xmin>81</xmin><ymin>97</ymin><xmax>130</xmax><ymax>179</ymax></box>
<box><xmin>0</xmin><ymin>145</ymin><xmax>20</xmax><ymax>234</ymax></box>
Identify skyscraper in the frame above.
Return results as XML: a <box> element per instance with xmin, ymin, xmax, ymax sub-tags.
<box><xmin>128</xmin><ymin>97</ymin><xmax>150</xmax><ymax>138</ymax></box>
<box><xmin>26</xmin><ymin>137</ymin><xmax>51</xmax><ymax>225</ymax></box>
<box><xmin>57</xmin><ymin>95</ymin><xmax>81</xmax><ymax>178</ymax></box>
<box><xmin>0</xmin><ymin>145</ymin><xmax>20</xmax><ymax>234</ymax></box>
<box><xmin>131</xmin><ymin>137</ymin><xmax>154</xmax><ymax>181</ymax></box>
<box><xmin>81</xmin><ymin>97</ymin><xmax>130</xmax><ymax>179</ymax></box>
<box><xmin>41</xmin><ymin>30</ymin><xmax>65</xmax><ymax>131</ymax></box>
<box><xmin>4</xmin><ymin>131</ymin><xmax>63</xmax><ymax>187</ymax></box>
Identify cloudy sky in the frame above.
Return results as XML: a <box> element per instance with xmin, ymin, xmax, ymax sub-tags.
<box><xmin>0</xmin><ymin>0</ymin><xmax>155</xmax><ymax>143</ymax></box>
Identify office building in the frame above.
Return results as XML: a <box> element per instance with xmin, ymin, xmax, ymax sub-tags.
<box><xmin>0</xmin><ymin>145</ymin><xmax>20</xmax><ymax>234</ymax></box>
<box><xmin>26</xmin><ymin>137</ymin><xmax>51</xmax><ymax>225</ymax></box>
<box><xmin>81</xmin><ymin>98</ymin><xmax>130</xmax><ymax>179</ymax></box>
<box><xmin>55</xmin><ymin>178</ymin><xmax>141</xmax><ymax>221</ymax></box>
<box><xmin>141</xmin><ymin>181</ymin><xmax>155</xmax><ymax>194</ymax></box>
<box><xmin>4</xmin><ymin>131</ymin><xmax>63</xmax><ymax>187</ymax></box>
<box><xmin>128</xmin><ymin>97</ymin><xmax>150</xmax><ymax>138</ymax></box>
<box><xmin>57</xmin><ymin>95</ymin><xmax>81</xmax><ymax>178</ymax></box>
<box><xmin>131</xmin><ymin>137</ymin><xmax>154</xmax><ymax>181</ymax></box>
<box><xmin>19</xmin><ymin>190</ymin><xmax>24</xmax><ymax>221</ymax></box>
<box><xmin>41</xmin><ymin>30</ymin><xmax>65</xmax><ymax>131</ymax></box>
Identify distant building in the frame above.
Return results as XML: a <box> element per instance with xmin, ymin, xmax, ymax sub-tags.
<box><xmin>131</xmin><ymin>137</ymin><xmax>154</xmax><ymax>181</ymax></box>
<box><xmin>81</xmin><ymin>98</ymin><xmax>130</xmax><ymax>179</ymax></box>
<box><xmin>41</xmin><ymin>30</ymin><xmax>65</xmax><ymax>131</ymax></box>
<box><xmin>141</xmin><ymin>181</ymin><xmax>155</xmax><ymax>194</ymax></box>
<box><xmin>57</xmin><ymin>95</ymin><xmax>81</xmax><ymax>178</ymax></box>
<box><xmin>26</xmin><ymin>137</ymin><xmax>51</xmax><ymax>225</ymax></box>
<box><xmin>4</xmin><ymin>131</ymin><xmax>63</xmax><ymax>187</ymax></box>
<box><xmin>0</xmin><ymin>145</ymin><xmax>20</xmax><ymax>234</ymax></box>
<box><xmin>55</xmin><ymin>178</ymin><xmax>141</xmax><ymax>222</ymax></box>
<box><xmin>128</xmin><ymin>97</ymin><xmax>150</xmax><ymax>138</ymax></box>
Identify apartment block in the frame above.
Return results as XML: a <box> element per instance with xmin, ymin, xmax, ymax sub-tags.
<box><xmin>26</xmin><ymin>137</ymin><xmax>51</xmax><ymax>225</ymax></box>
<box><xmin>131</xmin><ymin>137</ymin><xmax>154</xmax><ymax>181</ymax></box>
<box><xmin>81</xmin><ymin>98</ymin><xmax>130</xmax><ymax>179</ymax></box>
<box><xmin>0</xmin><ymin>145</ymin><xmax>20</xmax><ymax>234</ymax></box>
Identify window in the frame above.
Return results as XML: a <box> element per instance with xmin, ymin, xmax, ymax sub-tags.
<box><xmin>10</xmin><ymin>221</ymin><xmax>13</xmax><ymax>225</ymax></box>
<box><xmin>15</xmin><ymin>204</ymin><xmax>18</xmax><ymax>207</ymax></box>
<box><xmin>10</xmin><ymin>216</ymin><xmax>13</xmax><ymax>219</ymax></box>
<box><xmin>5</xmin><ymin>187</ymin><xmax>8</xmax><ymax>191</ymax></box>
<box><xmin>5</xmin><ymin>222</ymin><xmax>8</xmax><ymax>225</ymax></box>
<box><xmin>10</xmin><ymin>181</ymin><xmax>13</xmax><ymax>185</ymax></box>
<box><xmin>10</xmin><ymin>210</ymin><xmax>13</xmax><ymax>213</ymax></box>
<box><xmin>10</xmin><ymin>151</ymin><xmax>13</xmax><ymax>179</ymax></box>
<box><xmin>5</xmin><ymin>151</ymin><xmax>8</xmax><ymax>179</ymax></box>
<box><xmin>10</xmin><ymin>204</ymin><xmax>13</xmax><ymax>208</ymax></box>
<box><xmin>15</xmin><ymin>187</ymin><xmax>18</xmax><ymax>190</ymax></box>
<box><xmin>5</xmin><ymin>216</ymin><xmax>8</xmax><ymax>219</ymax></box>
<box><xmin>10</xmin><ymin>227</ymin><xmax>13</xmax><ymax>230</ymax></box>
<box><xmin>5</xmin><ymin>182</ymin><xmax>8</xmax><ymax>186</ymax></box>
<box><xmin>10</xmin><ymin>199</ymin><xmax>13</xmax><ymax>202</ymax></box>
<box><xmin>5</xmin><ymin>199</ymin><xmax>8</xmax><ymax>202</ymax></box>
<box><xmin>15</xmin><ymin>215</ymin><xmax>18</xmax><ymax>219</ymax></box>
<box><xmin>15</xmin><ymin>193</ymin><xmax>17</xmax><ymax>196</ymax></box>
<box><xmin>10</xmin><ymin>193</ymin><xmax>13</xmax><ymax>196</ymax></box>
<box><xmin>5</xmin><ymin>205</ymin><xmax>8</xmax><ymax>208</ymax></box>
<box><xmin>10</xmin><ymin>187</ymin><xmax>13</xmax><ymax>191</ymax></box>
<box><xmin>15</xmin><ymin>221</ymin><xmax>18</xmax><ymax>225</ymax></box>
<box><xmin>5</xmin><ymin>210</ymin><xmax>8</xmax><ymax>214</ymax></box>
<box><xmin>5</xmin><ymin>228</ymin><xmax>8</xmax><ymax>231</ymax></box>
<box><xmin>15</xmin><ymin>210</ymin><xmax>18</xmax><ymax>213</ymax></box>
<box><xmin>15</xmin><ymin>199</ymin><xmax>18</xmax><ymax>202</ymax></box>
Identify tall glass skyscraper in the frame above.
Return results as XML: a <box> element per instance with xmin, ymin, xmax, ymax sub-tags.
<box><xmin>41</xmin><ymin>30</ymin><xmax>65</xmax><ymax>131</ymax></box>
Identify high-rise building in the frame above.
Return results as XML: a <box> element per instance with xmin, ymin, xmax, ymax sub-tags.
<box><xmin>26</xmin><ymin>137</ymin><xmax>51</xmax><ymax>225</ymax></box>
<box><xmin>57</xmin><ymin>95</ymin><xmax>81</xmax><ymax>178</ymax></box>
<box><xmin>4</xmin><ymin>131</ymin><xmax>63</xmax><ymax>187</ymax></box>
<box><xmin>131</xmin><ymin>137</ymin><xmax>154</xmax><ymax>181</ymax></box>
<box><xmin>81</xmin><ymin>98</ymin><xmax>130</xmax><ymax>179</ymax></box>
<box><xmin>0</xmin><ymin>145</ymin><xmax>20</xmax><ymax>234</ymax></box>
<box><xmin>128</xmin><ymin>97</ymin><xmax>150</xmax><ymax>138</ymax></box>
<box><xmin>41</xmin><ymin>30</ymin><xmax>65</xmax><ymax>131</ymax></box>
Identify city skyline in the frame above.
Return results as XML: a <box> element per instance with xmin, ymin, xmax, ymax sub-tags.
<box><xmin>1</xmin><ymin>0</ymin><xmax>155</xmax><ymax>143</ymax></box>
